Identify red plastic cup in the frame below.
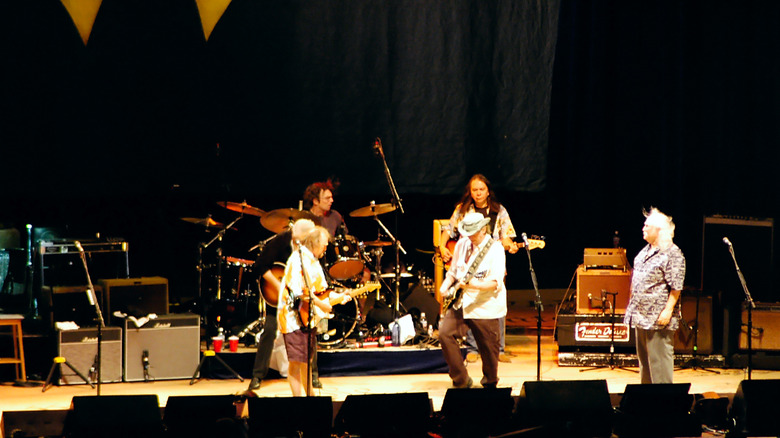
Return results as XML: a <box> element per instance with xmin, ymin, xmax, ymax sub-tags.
<box><xmin>229</xmin><ymin>336</ymin><xmax>239</xmax><ymax>352</ymax></box>
<box><xmin>212</xmin><ymin>336</ymin><xmax>223</xmax><ymax>352</ymax></box>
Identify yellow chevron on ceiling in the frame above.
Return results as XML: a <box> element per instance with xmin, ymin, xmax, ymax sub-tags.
<box><xmin>60</xmin><ymin>0</ymin><xmax>102</xmax><ymax>45</ymax></box>
<box><xmin>195</xmin><ymin>0</ymin><xmax>232</xmax><ymax>41</ymax></box>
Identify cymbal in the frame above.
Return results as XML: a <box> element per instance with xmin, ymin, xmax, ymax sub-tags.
<box><xmin>180</xmin><ymin>217</ymin><xmax>223</xmax><ymax>228</ymax></box>
<box><xmin>349</xmin><ymin>203</ymin><xmax>396</xmax><ymax>217</ymax></box>
<box><xmin>364</xmin><ymin>240</ymin><xmax>392</xmax><ymax>247</ymax></box>
<box><xmin>217</xmin><ymin>201</ymin><xmax>265</xmax><ymax>217</ymax></box>
<box><xmin>261</xmin><ymin>208</ymin><xmax>321</xmax><ymax>234</ymax></box>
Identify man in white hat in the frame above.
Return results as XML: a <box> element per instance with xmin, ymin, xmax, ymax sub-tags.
<box><xmin>438</xmin><ymin>212</ymin><xmax>507</xmax><ymax>388</ymax></box>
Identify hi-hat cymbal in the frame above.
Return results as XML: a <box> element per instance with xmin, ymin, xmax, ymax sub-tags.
<box><xmin>349</xmin><ymin>203</ymin><xmax>396</xmax><ymax>217</ymax></box>
<box><xmin>261</xmin><ymin>208</ymin><xmax>321</xmax><ymax>234</ymax></box>
<box><xmin>181</xmin><ymin>217</ymin><xmax>223</xmax><ymax>228</ymax></box>
<box><xmin>217</xmin><ymin>201</ymin><xmax>266</xmax><ymax>217</ymax></box>
<box><xmin>364</xmin><ymin>240</ymin><xmax>392</xmax><ymax>247</ymax></box>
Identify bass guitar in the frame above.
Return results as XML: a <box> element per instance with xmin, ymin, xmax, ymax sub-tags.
<box><xmin>296</xmin><ymin>282</ymin><xmax>381</xmax><ymax>328</ymax></box>
<box><xmin>441</xmin><ymin>236</ymin><xmax>546</xmax><ymax>270</ymax></box>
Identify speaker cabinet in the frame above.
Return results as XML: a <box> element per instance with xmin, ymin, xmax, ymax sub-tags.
<box><xmin>334</xmin><ymin>393</ymin><xmax>431</xmax><ymax>437</ymax></box>
<box><xmin>440</xmin><ymin>388</ymin><xmax>514</xmax><ymax>437</ymax></box>
<box><xmin>576</xmin><ymin>265</ymin><xmax>631</xmax><ymax>314</ymax></box>
<box><xmin>66</xmin><ymin>395</ymin><xmax>164</xmax><ymax>438</ymax></box>
<box><xmin>739</xmin><ymin>303</ymin><xmax>780</xmax><ymax>350</ymax></box>
<box><xmin>730</xmin><ymin>379</ymin><xmax>780</xmax><ymax>437</ymax></box>
<box><xmin>123</xmin><ymin>313</ymin><xmax>199</xmax><ymax>382</ymax></box>
<box><xmin>674</xmin><ymin>294</ymin><xmax>713</xmax><ymax>354</ymax></box>
<box><xmin>99</xmin><ymin>277</ymin><xmax>168</xmax><ymax>326</ymax></box>
<box><xmin>57</xmin><ymin>326</ymin><xmax>122</xmax><ymax>384</ymax></box>
<box><xmin>248</xmin><ymin>396</ymin><xmax>332</xmax><ymax>438</ymax></box>
<box><xmin>615</xmin><ymin>383</ymin><xmax>699</xmax><ymax>438</ymax></box>
<box><xmin>517</xmin><ymin>380</ymin><xmax>613</xmax><ymax>437</ymax></box>
<box><xmin>43</xmin><ymin>285</ymin><xmax>104</xmax><ymax>328</ymax></box>
<box><xmin>402</xmin><ymin>283</ymin><xmax>440</xmax><ymax>326</ymax></box>
<box><xmin>164</xmin><ymin>395</ymin><xmax>239</xmax><ymax>438</ymax></box>
<box><xmin>702</xmin><ymin>216</ymin><xmax>774</xmax><ymax>303</ymax></box>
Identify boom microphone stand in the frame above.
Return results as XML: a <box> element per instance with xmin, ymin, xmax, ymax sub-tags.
<box><xmin>75</xmin><ymin>241</ymin><xmax>105</xmax><ymax>395</ymax></box>
<box><xmin>724</xmin><ymin>237</ymin><xmax>756</xmax><ymax>380</ymax></box>
<box><xmin>580</xmin><ymin>291</ymin><xmax>637</xmax><ymax>374</ymax></box>
<box><xmin>372</xmin><ymin>138</ymin><xmax>406</xmax><ymax>318</ymax></box>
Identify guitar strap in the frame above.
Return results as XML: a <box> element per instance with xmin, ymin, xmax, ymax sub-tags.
<box><xmin>462</xmin><ymin>238</ymin><xmax>495</xmax><ymax>284</ymax></box>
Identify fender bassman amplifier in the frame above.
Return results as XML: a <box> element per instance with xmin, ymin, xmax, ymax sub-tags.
<box><xmin>58</xmin><ymin>327</ymin><xmax>123</xmax><ymax>385</ymax></box>
<box><xmin>124</xmin><ymin>313</ymin><xmax>199</xmax><ymax>382</ymax></box>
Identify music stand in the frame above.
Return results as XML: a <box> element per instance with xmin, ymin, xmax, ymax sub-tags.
<box><xmin>580</xmin><ymin>291</ymin><xmax>637</xmax><ymax>373</ymax></box>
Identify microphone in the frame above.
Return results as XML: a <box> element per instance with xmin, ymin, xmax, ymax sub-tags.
<box><xmin>723</xmin><ymin>237</ymin><xmax>732</xmax><ymax>247</ymax></box>
<box><xmin>373</xmin><ymin>138</ymin><xmax>384</xmax><ymax>157</ymax></box>
<box><xmin>521</xmin><ymin>232</ymin><xmax>529</xmax><ymax>247</ymax></box>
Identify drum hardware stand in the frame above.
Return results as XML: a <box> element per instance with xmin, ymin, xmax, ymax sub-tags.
<box><xmin>189</xmin><ymin>350</ymin><xmax>244</xmax><ymax>385</ymax></box>
<box><xmin>372</xmin><ymin>211</ymin><xmax>406</xmax><ymax>317</ymax></box>
<box><xmin>676</xmin><ymin>289</ymin><xmax>719</xmax><ymax>374</ymax></box>
<box><xmin>724</xmin><ymin>237</ymin><xmax>756</xmax><ymax>380</ymax></box>
<box><xmin>580</xmin><ymin>290</ymin><xmax>637</xmax><ymax>374</ymax></box>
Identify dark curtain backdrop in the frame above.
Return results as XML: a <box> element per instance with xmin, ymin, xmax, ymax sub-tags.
<box><xmin>0</xmin><ymin>0</ymin><xmax>559</xmax><ymax>300</ymax></box>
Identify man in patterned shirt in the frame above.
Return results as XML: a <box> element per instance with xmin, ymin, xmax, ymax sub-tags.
<box><xmin>624</xmin><ymin>207</ymin><xmax>686</xmax><ymax>383</ymax></box>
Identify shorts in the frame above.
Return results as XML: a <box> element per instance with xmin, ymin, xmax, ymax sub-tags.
<box><xmin>283</xmin><ymin>329</ymin><xmax>314</xmax><ymax>363</ymax></box>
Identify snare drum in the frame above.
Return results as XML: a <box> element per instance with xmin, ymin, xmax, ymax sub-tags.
<box><xmin>325</xmin><ymin>235</ymin><xmax>364</xmax><ymax>280</ymax></box>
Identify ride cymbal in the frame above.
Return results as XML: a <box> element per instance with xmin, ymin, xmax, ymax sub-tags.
<box><xmin>180</xmin><ymin>217</ymin><xmax>223</xmax><ymax>228</ymax></box>
<box><xmin>349</xmin><ymin>203</ymin><xmax>396</xmax><ymax>217</ymax></box>
<box><xmin>217</xmin><ymin>201</ymin><xmax>265</xmax><ymax>217</ymax></box>
<box><xmin>261</xmin><ymin>208</ymin><xmax>321</xmax><ymax>234</ymax></box>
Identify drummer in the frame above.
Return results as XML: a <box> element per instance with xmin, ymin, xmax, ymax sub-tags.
<box><xmin>303</xmin><ymin>179</ymin><xmax>347</xmax><ymax>237</ymax></box>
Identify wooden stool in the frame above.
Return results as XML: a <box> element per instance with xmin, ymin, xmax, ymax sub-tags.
<box><xmin>0</xmin><ymin>315</ymin><xmax>26</xmax><ymax>381</ymax></box>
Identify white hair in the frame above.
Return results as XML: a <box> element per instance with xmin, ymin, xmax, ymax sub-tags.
<box><xmin>644</xmin><ymin>207</ymin><xmax>675</xmax><ymax>248</ymax></box>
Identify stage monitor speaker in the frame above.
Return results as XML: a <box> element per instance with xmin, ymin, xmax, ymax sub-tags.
<box><xmin>65</xmin><ymin>394</ymin><xmax>164</xmax><ymax>438</ymax></box>
<box><xmin>124</xmin><ymin>313</ymin><xmax>199</xmax><ymax>382</ymax></box>
<box><xmin>674</xmin><ymin>294</ymin><xmax>713</xmax><ymax>354</ymax></box>
<box><xmin>57</xmin><ymin>326</ymin><xmax>122</xmax><ymax>384</ymax></box>
<box><xmin>701</xmin><ymin>216</ymin><xmax>774</xmax><ymax>303</ymax></box>
<box><xmin>440</xmin><ymin>387</ymin><xmax>514</xmax><ymax>437</ymax></box>
<box><xmin>402</xmin><ymin>283</ymin><xmax>440</xmax><ymax>326</ymax></box>
<box><xmin>99</xmin><ymin>277</ymin><xmax>168</xmax><ymax>326</ymax></box>
<box><xmin>730</xmin><ymin>379</ymin><xmax>780</xmax><ymax>437</ymax></box>
<box><xmin>247</xmin><ymin>396</ymin><xmax>332</xmax><ymax>438</ymax></box>
<box><xmin>334</xmin><ymin>392</ymin><xmax>431</xmax><ymax>438</ymax></box>
<box><xmin>614</xmin><ymin>383</ymin><xmax>699</xmax><ymax>438</ymax></box>
<box><xmin>164</xmin><ymin>395</ymin><xmax>239</xmax><ymax>438</ymax></box>
<box><xmin>575</xmin><ymin>265</ymin><xmax>631</xmax><ymax>314</ymax></box>
<box><xmin>739</xmin><ymin>303</ymin><xmax>780</xmax><ymax>350</ymax></box>
<box><xmin>517</xmin><ymin>380</ymin><xmax>613</xmax><ymax>438</ymax></box>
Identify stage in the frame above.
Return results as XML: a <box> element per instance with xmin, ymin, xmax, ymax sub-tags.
<box><xmin>3</xmin><ymin>332</ymin><xmax>778</xmax><ymax>438</ymax></box>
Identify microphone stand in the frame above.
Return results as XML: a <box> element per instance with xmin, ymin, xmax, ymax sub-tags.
<box><xmin>521</xmin><ymin>233</ymin><xmax>543</xmax><ymax>381</ymax></box>
<box><xmin>372</xmin><ymin>138</ymin><xmax>406</xmax><ymax>318</ymax></box>
<box><xmin>297</xmin><ymin>243</ymin><xmax>315</xmax><ymax>397</ymax></box>
<box><xmin>726</xmin><ymin>239</ymin><xmax>755</xmax><ymax>380</ymax></box>
<box><xmin>75</xmin><ymin>242</ymin><xmax>105</xmax><ymax>395</ymax></box>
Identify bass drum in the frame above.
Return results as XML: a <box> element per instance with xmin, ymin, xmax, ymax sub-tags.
<box><xmin>317</xmin><ymin>299</ymin><xmax>359</xmax><ymax>348</ymax></box>
<box><xmin>325</xmin><ymin>235</ymin><xmax>364</xmax><ymax>280</ymax></box>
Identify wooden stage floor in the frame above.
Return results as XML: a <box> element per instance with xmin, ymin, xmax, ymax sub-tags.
<box><xmin>2</xmin><ymin>333</ymin><xmax>775</xmax><ymax>417</ymax></box>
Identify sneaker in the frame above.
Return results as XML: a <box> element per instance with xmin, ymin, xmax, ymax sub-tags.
<box><xmin>498</xmin><ymin>353</ymin><xmax>512</xmax><ymax>363</ymax></box>
<box><xmin>453</xmin><ymin>377</ymin><xmax>473</xmax><ymax>389</ymax></box>
<box><xmin>466</xmin><ymin>352</ymin><xmax>480</xmax><ymax>363</ymax></box>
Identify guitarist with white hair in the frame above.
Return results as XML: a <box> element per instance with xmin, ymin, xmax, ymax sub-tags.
<box><xmin>438</xmin><ymin>212</ymin><xmax>507</xmax><ymax>389</ymax></box>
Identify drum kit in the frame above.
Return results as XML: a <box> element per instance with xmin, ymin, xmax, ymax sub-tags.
<box><xmin>180</xmin><ymin>199</ymin><xmax>423</xmax><ymax>348</ymax></box>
